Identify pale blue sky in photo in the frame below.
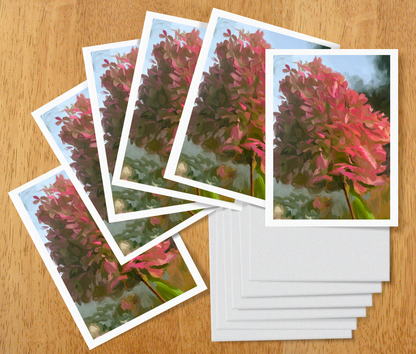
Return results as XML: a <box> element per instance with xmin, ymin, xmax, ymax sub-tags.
<box><xmin>202</xmin><ymin>17</ymin><xmax>329</xmax><ymax>78</ymax></box>
<box><xmin>91</xmin><ymin>44</ymin><xmax>139</xmax><ymax>117</ymax></box>
<box><xmin>272</xmin><ymin>54</ymin><xmax>384</xmax><ymax>112</ymax></box>
<box><xmin>123</xmin><ymin>18</ymin><xmax>207</xmax><ymax>166</ymax></box>
<box><xmin>144</xmin><ymin>19</ymin><xmax>207</xmax><ymax>78</ymax></box>
<box><xmin>19</xmin><ymin>170</ymin><xmax>70</xmax><ymax>246</ymax></box>
<box><xmin>40</xmin><ymin>87</ymin><xmax>90</xmax><ymax>166</ymax></box>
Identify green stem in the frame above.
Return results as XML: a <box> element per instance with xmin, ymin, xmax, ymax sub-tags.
<box><xmin>342</xmin><ymin>179</ymin><xmax>355</xmax><ymax>219</ymax></box>
<box><xmin>249</xmin><ymin>151</ymin><xmax>254</xmax><ymax>197</ymax></box>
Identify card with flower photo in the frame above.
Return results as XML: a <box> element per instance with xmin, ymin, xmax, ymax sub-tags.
<box><xmin>32</xmin><ymin>82</ymin><xmax>213</xmax><ymax>263</ymax></box>
<box><xmin>165</xmin><ymin>9</ymin><xmax>339</xmax><ymax>207</ymax></box>
<box><xmin>83</xmin><ymin>40</ymin><xmax>228</xmax><ymax>225</ymax></box>
<box><xmin>265</xmin><ymin>49</ymin><xmax>398</xmax><ymax>226</ymax></box>
<box><xmin>9</xmin><ymin>167</ymin><xmax>206</xmax><ymax>349</ymax></box>
<box><xmin>112</xmin><ymin>12</ymin><xmax>242</xmax><ymax>210</ymax></box>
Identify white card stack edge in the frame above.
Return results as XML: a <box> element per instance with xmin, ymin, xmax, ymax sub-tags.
<box><xmin>209</xmin><ymin>205</ymin><xmax>389</xmax><ymax>341</ymax></box>
<box><xmin>246</xmin><ymin>204</ymin><xmax>390</xmax><ymax>282</ymax></box>
<box><xmin>225</xmin><ymin>209</ymin><xmax>373</xmax><ymax>309</ymax></box>
<box><xmin>229</xmin><ymin>208</ymin><xmax>381</xmax><ymax>301</ymax></box>
<box><xmin>210</xmin><ymin>209</ymin><xmax>355</xmax><ymax>341</ymax></box>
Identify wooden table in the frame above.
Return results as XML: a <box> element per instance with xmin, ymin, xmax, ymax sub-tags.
<box><xmin>1</xmin><ymin>0</ymin><xmax>413</xmax><ymax>352</ymax></box>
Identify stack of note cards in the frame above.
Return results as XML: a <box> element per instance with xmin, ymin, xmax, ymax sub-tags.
<box><xmin>9</xmin><ymin>8</ymin><xmax>397</xmax><ymax>349</ymax></box>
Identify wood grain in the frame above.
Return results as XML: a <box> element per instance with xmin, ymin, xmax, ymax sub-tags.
<box><xmin>0</xmin><ymin>0</ymin><xmax>413</xmax><ymax>352</ymax></box>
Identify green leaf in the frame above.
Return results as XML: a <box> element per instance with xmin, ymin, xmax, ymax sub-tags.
<box><xmin>151</xmin><ymin>279</ymin><xmax>183</xmax><ymax>301</ymax></box>
<box><xmin>200</xmin><ymin>189</ymin><xmax>220</xmax><ymax>200</ymax></box>
<box><xmin>350</xmin><ymin>190</ymin><xmax>375</xmax><ymax>219</ymax></box>
<box><xmin>254</xmin><ymin>165</ymin><xmax>265</xmax><ymax>200</ymax></box>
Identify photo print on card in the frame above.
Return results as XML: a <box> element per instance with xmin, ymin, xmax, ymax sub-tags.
<box><xmin>32</xmin><ymin>82</ymin><xmax>213</xmax><ymax>263</ymax></box>
<box><xmin>112</xmin><ymin>12</ymin><xmax>242</xmax><ymax>210</ymax></box>
<box><xmin>265</xmin><ymin>49</ymin><xmax>398</xmax><ymax>226</ymax></box>
<box><xmin>9</xmin><ymin>167</ymin><xmax>206</xmax><ymax>349</ymax></box>
<box><xmin>165</xmin><ymin>9</ymin><xmax>340</xmax><ymax>207</ymax></box>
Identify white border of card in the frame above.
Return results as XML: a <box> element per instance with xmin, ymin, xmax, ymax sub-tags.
<box><xmin>265</xmin><ymin>49</ymin><xmax>398</xmax><ymax>227</ymax></box>
<box><xmin>112</xmin><ymin>12</ymin><xmax>242</xmax><ymax>211</ymax></box>
<box><xmin>31</xmin><ymin>85</ymin><xmax>214</xmax><ymax>264</ymax></box>
<box><xmin>9</xmin><ymin>166</ymin><xmax>207</xmax><ymax>350</ymax></box>
<box><xmin>244</xmin><ymin>204</ymin><xmax>390</xmax><ymax>282</ymax></box>
<box><xmin>165</xmin><ymin>8</ymin><xmax>340</xmax><ymax>208</ymax></box>
<box><xmin>84</xmin><ymin>39</ymin><xmax>146</xmax><ymax>223</ymax></box>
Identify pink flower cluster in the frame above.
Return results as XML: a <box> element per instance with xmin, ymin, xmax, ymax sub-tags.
<box><xmin>274</xmin><ymin>57</ymin><xmax>390</xmax><ymax>195</ymax></box>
